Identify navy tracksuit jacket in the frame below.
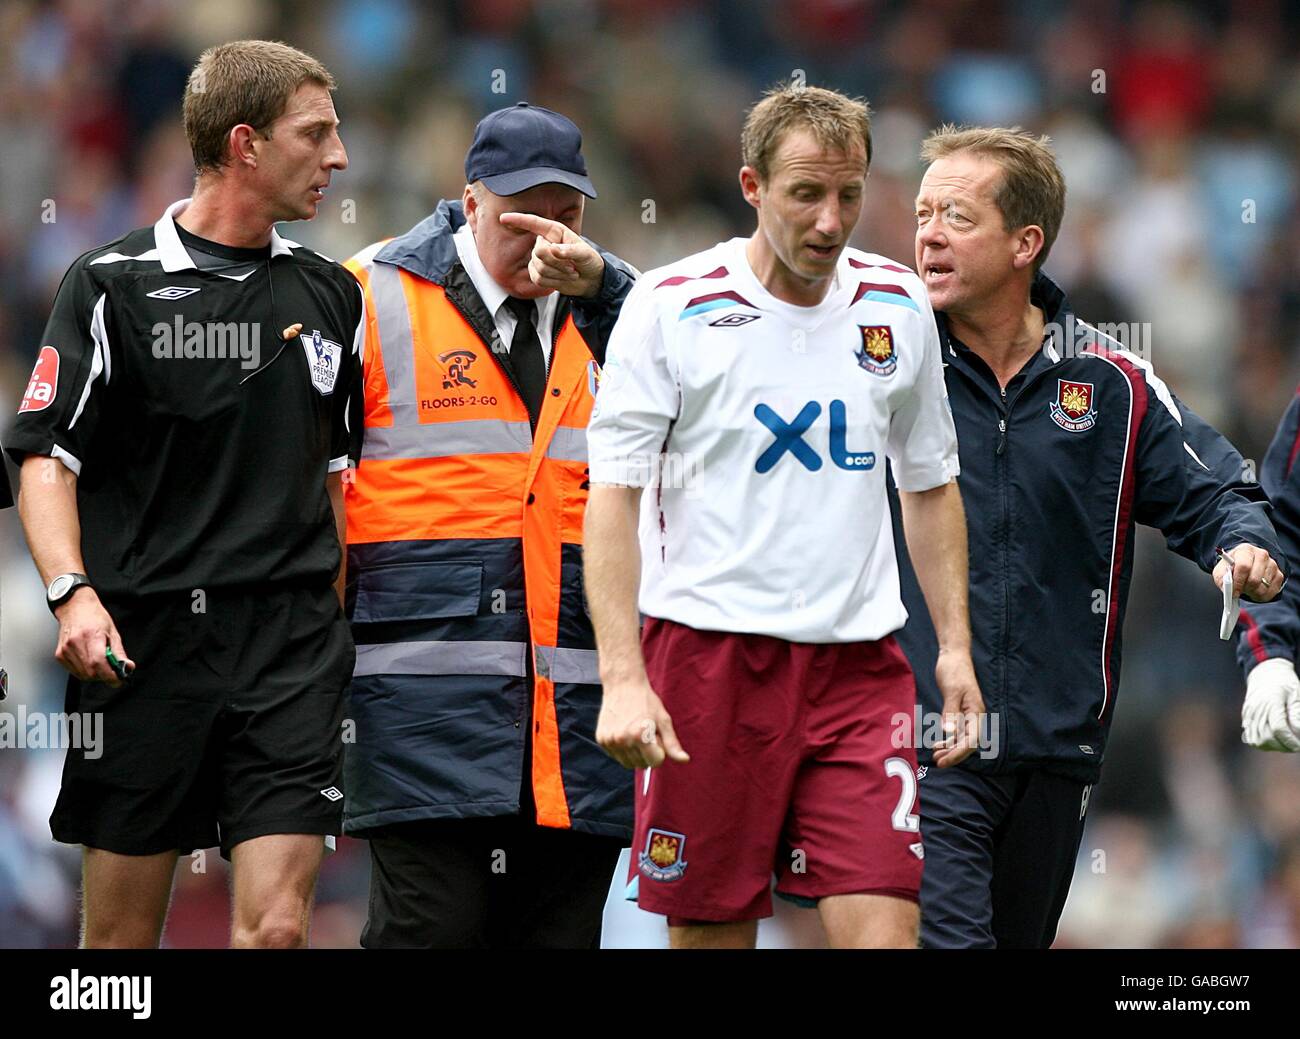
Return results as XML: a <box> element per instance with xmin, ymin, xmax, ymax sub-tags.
<box><xmin>1238</xmin><ymin>390</ymin><xmax>1300</xmax><ymax>674</ymax></box>
<box><xmin>889</xmin><ymin>271</ymin><xmax>1282</xmax><ymax>947</ymax></box>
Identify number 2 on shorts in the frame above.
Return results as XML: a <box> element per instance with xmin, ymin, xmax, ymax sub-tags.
<box><xmin>883</xmin><ymin>756</ymin><xmax>920</xmax><ymax>833</ymax></box>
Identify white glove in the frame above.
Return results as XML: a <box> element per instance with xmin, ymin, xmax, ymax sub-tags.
<box><xmin>1242</xmin><ymin>658</ymin><xmax>1300</xmax><ymax>751</ymax></box>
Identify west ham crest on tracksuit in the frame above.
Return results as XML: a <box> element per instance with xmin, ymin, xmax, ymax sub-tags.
<box><xmin>1049</xmin><ymin>378</ymin><xmax>1097</xmax><ymax>431</ymax></box>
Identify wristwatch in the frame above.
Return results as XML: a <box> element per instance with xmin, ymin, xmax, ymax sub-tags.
<box><xmin>47</xmin><ymin>572</ymin><xmax>93</xmax><ymax>615</ymax></box>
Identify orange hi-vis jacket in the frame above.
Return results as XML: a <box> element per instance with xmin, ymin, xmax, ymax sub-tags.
<box><xmin>341</xmin><ymin>200</ymin><xmax>636</xmax><ymax>838</ymax></box>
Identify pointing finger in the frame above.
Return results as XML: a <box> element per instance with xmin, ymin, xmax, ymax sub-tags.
<box><xmin>500</xmin><ymin>212</ymin><xmax>566</xmax><ymax>242</ymax></box>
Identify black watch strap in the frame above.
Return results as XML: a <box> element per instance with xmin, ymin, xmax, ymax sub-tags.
<box><xmin>47</xmin><ymin>572</ymin><xmax>92</xmax><ymax>614</ymax></box>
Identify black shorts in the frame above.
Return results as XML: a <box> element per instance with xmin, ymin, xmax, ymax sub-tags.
<box><xmin>50</xmin><ymin>583</ymin><xmax>355</xmax><ymax>859</ymax></box>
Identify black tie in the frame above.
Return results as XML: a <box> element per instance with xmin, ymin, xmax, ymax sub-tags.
<box><xmin>504</xmin><ymin>297</ymin><xmax>546</xmax><ymax>429</ymax></box>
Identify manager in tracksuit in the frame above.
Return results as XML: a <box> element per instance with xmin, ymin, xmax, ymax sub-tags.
<box><xmin>1236</xmin><ymin>397</ymin><xmax>1300</xmax><ymax>751</ymax></box>
<box><xmin>893</xmin><ymin>125</ymin><xmax>1285</xmax><ymax>949</ymax></box>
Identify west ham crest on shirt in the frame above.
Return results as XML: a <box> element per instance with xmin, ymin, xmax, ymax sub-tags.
<box><xmin>300</xmin><ymin>328</ymin><xmax>342</xmax><ymax>395</ymax></box>
<box><xmin>855</xmin><ymin>325</ymin><xmax>897</xmax><ymax>376</ymax></box>
<box><xmin>1049</xmin><ymin>378</ymin><xmax>1097</xmax><ymax>432</ymax></box>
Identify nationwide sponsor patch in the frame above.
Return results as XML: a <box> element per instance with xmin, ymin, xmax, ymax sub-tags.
<box><xmin>300</xmin><ymin>329</ymin><xmax>342</xmax><ymax>395</ymax></box>
<box><xmin>638</xmin><ymin>827</ymin><xmax>688</xmax><ymax>881</ymax></box>
<box><xmin>1049</xmin><ymin>379</ymin><xmax>1097</xmax><ymax>432</ymax></box>
<box><xmin>855</xmin><ymin>325</ymin><xmax>897</xmax><ymax>376</ymax></box>
<box><xmin>20</xmin><ymin>346</ymin><xmax>59</xmax><ymax>412</ymax></box>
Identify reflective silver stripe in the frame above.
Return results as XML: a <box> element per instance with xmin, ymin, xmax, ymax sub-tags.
<box><xmin>537</xmin><ymin>646</ymin><xmax>601</xmax><ymax>685</ymax></box>
<box><xmin>354</xmin><ymin>640</ymin><xmax>527</xmax><ymax>677</ymax></box>
<box><xmin>368</xmin><ymin>262</ymin><xmax>417</xmax><ymax>425</ymax></box>
<box><xmin>545</xmin><ymin>425</ymin><xmax>589</xmax><ymax>463</ymax></box>
<box><xmin>362</xmin><ymin>418</ymin><xmax>533</xmax><ymax>461</ymax></box>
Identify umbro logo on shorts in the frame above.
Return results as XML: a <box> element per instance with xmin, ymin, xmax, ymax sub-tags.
<box><xmin>146</xmin><ymin>286</ymin><xmax>201</xmax><ymax>300</ymax></box>
<box><xmin>320</xmin><ymin>786</ymin><xmax>343</xmax><ymax>801</ymax></box>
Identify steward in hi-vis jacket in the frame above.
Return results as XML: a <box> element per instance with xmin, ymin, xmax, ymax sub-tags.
<box><xmin>343</xmin><ymin>103</ymin><xmax>637</xmax><ymax>948</ymax></box>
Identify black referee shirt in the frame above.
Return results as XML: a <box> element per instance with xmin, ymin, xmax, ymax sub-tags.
<box><xmin>7</xmin><ymin>198</ymin><xmax>364</xmax><ymax>600</ymax></box>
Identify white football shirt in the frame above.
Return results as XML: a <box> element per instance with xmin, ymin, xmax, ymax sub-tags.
<box><xmin>587</xmin><ymin>236</ymin><xmax>959</xmax><ymax>643</ymax></box>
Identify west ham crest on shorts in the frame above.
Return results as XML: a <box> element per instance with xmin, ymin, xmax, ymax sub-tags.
<box><xmin>1049</xmin><ymin>378</ymin><xmax>1097</xmax><ymax>432</ymax></box>
<box><xmin>638</xmin><ymin>827</ymin><xmax>688</xmax><ymax>881</ymax></box>
<box><xmin>855</xmin><ymin>325</ymin><xmax>897</xmax><ymax>376</ymax></box>
<box><xmin>301</xmin><ymin>328</ymin><xmax>342</xmax><ymax>395</ymax></box>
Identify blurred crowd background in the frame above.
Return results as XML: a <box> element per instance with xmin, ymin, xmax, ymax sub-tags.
<box><xmin>2</xmin><ymin>0</ymin><xmax>1299</xmax><ymax>948</ymax></box>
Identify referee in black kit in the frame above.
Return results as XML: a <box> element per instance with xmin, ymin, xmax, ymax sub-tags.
<box><xmin>7</xmin><ymin>40</ymin><xmax>362</xmax><ymax>948</ymax></box>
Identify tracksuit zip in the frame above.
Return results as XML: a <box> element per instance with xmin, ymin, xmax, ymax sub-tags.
<box><xmin>995</xmin><ymin>383</ymin><xmax>1011</xmax><ymax>745</ymax></box>
<box><xmin>988</xmin><ymin>368</ymin><xmax>1056</xmax><ymax>764</ymax></box>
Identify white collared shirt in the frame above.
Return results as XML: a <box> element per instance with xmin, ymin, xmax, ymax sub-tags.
<box><xmin>453</xmin><ymin>222</ymin><xmax>557</xmax><ymax>371</ymax></box>
<box><xmin>155</xmin><ymin>198</ymin><xmax>296</xmax><ymax>272</ymax></box>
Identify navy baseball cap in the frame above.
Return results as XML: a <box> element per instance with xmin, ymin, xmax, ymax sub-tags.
<box><xmin>464</xmin><ymin>102</ymin><xmax>597</xmax><ymax>199</ymax></box>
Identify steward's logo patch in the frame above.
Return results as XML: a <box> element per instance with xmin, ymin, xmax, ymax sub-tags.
<box><xmin>638</xmin><ymin>827</ymin><xmax>688</xmax><ymax>882</ymax></box>
<box><xmin>20</xmin><ymin>346</ymin><xmax>60</xmax><ymax>413</ymax></box>
<box><xmin>439</xmin><ymin>349</ymin><xmax>478</xmax><ymax>389</ymax></box>
<box><xmin>855</xmin><ymin>325</ymin><xmax>896</xmax><ymax>376</ymax></box>
<box><xmin>1049</xmin><ymin>379</ymin><xmax>1097</xmax><ymax>432</ymax></box>
<box><xmin>300</xmin><ymin>329</ymin><xmax>342</xmax><ymax>395</ymax></box>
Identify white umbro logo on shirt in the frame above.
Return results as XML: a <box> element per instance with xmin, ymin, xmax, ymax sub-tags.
<box><xmin>909</xmin><ymin>842</ymin><xmax>925</xmax><ymax>860</ymax></box>
<box><xmin>146</xmin><ymin>286</ymin><xmax>201</xmax><ymax>300</ymax></box>
<box><xmin>320</xmin><ymin>786</ymin><xmax>343</xmax><ymax>801</ymax></box>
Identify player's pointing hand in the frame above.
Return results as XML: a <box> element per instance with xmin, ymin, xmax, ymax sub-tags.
<box><xmin>499</xmin><ymin>211</ymin><xmax>606</xmax><ymax>299</ymax></box>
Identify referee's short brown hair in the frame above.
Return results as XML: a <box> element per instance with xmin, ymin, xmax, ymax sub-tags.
<box><xmin>921</xmin><ymin>125</ymin><xmax>1066</xmax><ymax>272</ymax></box>
<box><xmin>742</xmin><ymin>84</ymin><xmax>872</xmax><ymax>181</ymax></box>
<box><xmin>183</xmin><ymin>40</ymin><xmax>336</xmax><ymax>174</ymax></box>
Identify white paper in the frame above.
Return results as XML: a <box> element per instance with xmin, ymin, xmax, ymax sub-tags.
<box><xmin>1219</xmin><ymin>570</ymin><xmax>1240</xmax><ymax>640</ymax></box>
